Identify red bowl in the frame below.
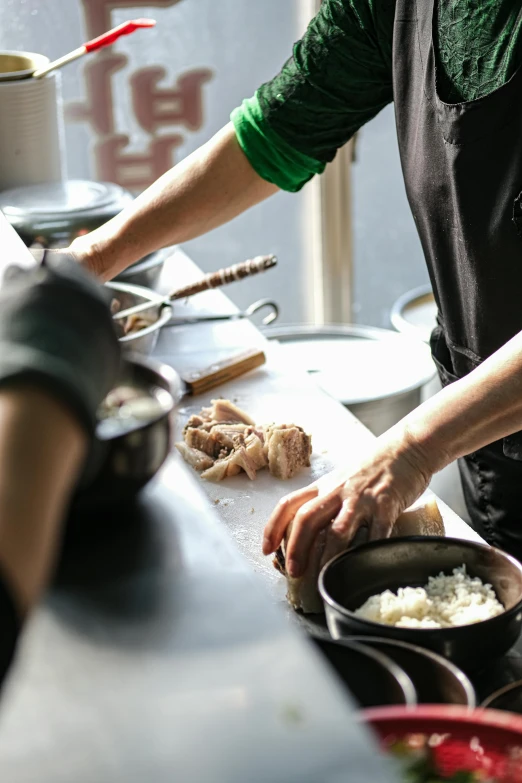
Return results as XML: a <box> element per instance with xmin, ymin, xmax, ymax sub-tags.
<box><xmin>363</xmin><ymin>705</ymin><xmax>522</xmax><ymax>781</ymax></box>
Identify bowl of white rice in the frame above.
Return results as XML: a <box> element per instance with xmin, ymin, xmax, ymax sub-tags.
<box><xmin>318</xmin><ymin>537</ymin><xmax>522</xmax><ymax>670</ymax></box>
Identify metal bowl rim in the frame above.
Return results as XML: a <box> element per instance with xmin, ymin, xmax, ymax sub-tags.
<box><xmin>314</xmin><ymin>636</ymin><xmax>417</xmax><ymax>707</ymax></box>
<box><xmin>122</xmin><ymin>352</ymin><xmax>184</xmax><ymax>403</ymax></box>
<box><xmin>96</xmin><ymin>354</ymin><xmax>182</xmax><ymax>440</ymax></box>
<box><xmin>347</xmin><ymin>634</ymin><xmax>476</xmax><ymax>707</ymax></box>
<box><xmin>318</xmin><ymin>535</ymin><xmax>522</xmax><ymax>635</ymax></box>
<box><xmin>106</xmin><ymin>281</ymin><xmax>172</xmax><ymax>342</ymax></box>
<box><xmin>480</xmin><ymin>678</ymin><xmax>522</xmax><ymax>711</ymax></box>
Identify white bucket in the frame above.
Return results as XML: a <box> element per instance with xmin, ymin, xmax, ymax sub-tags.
<box><xmin>0</xmin><ymin>52</ymin><xmax>66</xmax><ymax>191</ymax></box>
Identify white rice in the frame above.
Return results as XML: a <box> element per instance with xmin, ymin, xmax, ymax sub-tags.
<box><xmin>354</xmin><ymin>565</ymin><xmax>504</xmax><ymax>629</ymax></box>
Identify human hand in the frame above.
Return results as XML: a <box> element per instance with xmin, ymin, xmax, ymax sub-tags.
<box><xmin>262</xmin><ymin>428</ymin><xmax>434</xmax><ymax>578</ymax></box>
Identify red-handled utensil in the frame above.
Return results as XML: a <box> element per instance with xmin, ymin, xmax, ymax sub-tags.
<box><xmin>32</xmin><ymin>18</ymin><xmax>156</xmax><ymax>80</ymax></box>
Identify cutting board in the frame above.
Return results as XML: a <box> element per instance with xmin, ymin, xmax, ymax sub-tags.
<box><xmin>175</xmin><ymin>343</ymin><xmax>483</xmax><ymax>612</ymax></box>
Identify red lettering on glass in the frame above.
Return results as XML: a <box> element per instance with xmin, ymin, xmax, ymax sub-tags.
<box><xmin>131</xmin><ymin>67</ymin><xmax>213</xmax><ymax>133</ymax></box>
<box><xmin>66</xmin><ymin>53</ymin><xmax>126</xmax><ymax>134</ymax></box>
<box><xmin>95</xmin><ymin>134</ymin><xmax>183</xmax><ymax>190</ymax></box>
<box><xmin>69</xmin><ymin>0</ymin><xmax>214</xmax><ymax>191</ymax></box>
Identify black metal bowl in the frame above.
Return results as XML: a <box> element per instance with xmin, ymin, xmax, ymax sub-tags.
<box><xmin>318</xmin><ymin>537</ymin><xmax>522</xmax><ymax>671</ymax></box>
<box><xmin>310</xmin><ymin>636</ymin><xmax>416</xmax><ymax>708</ymax></box>
<box><xmin>348</xmin><ymin>635</ymin><xmax>476</xmax><ymax>706</ymax></box>
<box><xmin>481</xmin><ymin>680</ymin><xmax>522</xmax><ymax>714</ymax></box>
<box><xmin>72</xmin><ymin>354</ymin><xmax>183</xmax><ymax>510</ymax></box>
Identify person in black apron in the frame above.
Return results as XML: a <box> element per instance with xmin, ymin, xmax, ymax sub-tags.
<box><xmin>394</xmin><ymin>0</ymin><xmax>522</xmax><ymax>557</ymax></box>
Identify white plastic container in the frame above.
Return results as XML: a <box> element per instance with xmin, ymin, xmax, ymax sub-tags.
<box><xmin>0</xmin><ymin>51</ymin><xmax>66</xmax><ymax>191</ymax></box>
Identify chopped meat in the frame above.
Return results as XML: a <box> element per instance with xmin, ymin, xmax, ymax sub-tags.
<box><xmin>201</xmin><ymin>399</ymin><xmax>255</xmax><ymax>425</ymax></box>
<box><xmin>201</xmin><ymin>456</ymin><xmax>242</xmax><ymax>481</ymax></box>
<box><xmin>183</xmin><ymin>414</ymin><xmax>205</xmax><ymax>432</ymax></box>
<box><xmin>177</xmin><ymin>399</ymin><xmax>312</xmax><ymax>482</ymax></box>
<box><xmin>184</xmin><ymin>427</ymin><xmax>235</xmax><ymax>458</ymax></box>
<box><xmin>123</xmin><ymin>313</ymin><xmax>154</xmax><ymax>335</ymax></box>
<box><xmin>201</xmin><ymin>445</ymin><xmax>258</xmax><ymax>482</ymax></box>
<box><xmin>243</xmin><ymin>432</ymin><xmax>268</xmax><ymax>471</ymax></box>
<box><xmin>264</xmin><ymin>425</ymin><xmax>312</xmax><ymax>480</ymax></box>
<box><xmin>175</xmin><ymin>442</ymin><xmax>214</xmax><ymax>471</ymax></box>
<box><xmin>211</xmin><ymin>423</ymin><xmax>251</xmax><ymax>436</ymax></box>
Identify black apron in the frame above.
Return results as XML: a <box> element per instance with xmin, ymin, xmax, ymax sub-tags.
<box><xmin>393</xmin><ymin>0</ymin><xmax>522</xmax><ymax>558</ymax></box>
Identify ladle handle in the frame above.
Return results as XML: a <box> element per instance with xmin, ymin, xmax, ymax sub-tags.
<box><xmin>32</xmin><ymin>19</ymin><xmax>156</xmax><ymax>79</ymax></box>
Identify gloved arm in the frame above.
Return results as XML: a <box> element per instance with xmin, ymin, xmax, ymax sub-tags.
<box><xmin>0</xmin><ymin>252</ymin><xmax>120</xmax><ymax>685</ymax></box>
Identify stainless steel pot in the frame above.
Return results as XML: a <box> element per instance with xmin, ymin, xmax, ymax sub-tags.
<box><xmin>0</xmin><ymin>180</ymin><xmax>134</xmax><ymax>246</ymax></box>
<box><xmin>263</xmin><ymin>324</ymin><xmax>436</xmax><ymax>436</ymax></box>
<box><xmin>106</xmin><ymin>281</ymin><xmax>173</xmax><ymax>354</ymax></box>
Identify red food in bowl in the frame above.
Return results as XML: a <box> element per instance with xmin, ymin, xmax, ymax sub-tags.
<box><xmin>363</xmin><ymin>705</ymin><xmax>522</xmax><ymax>781</ymax></box>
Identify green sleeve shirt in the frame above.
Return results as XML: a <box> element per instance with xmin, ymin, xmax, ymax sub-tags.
<box><xmin>231</xmin><ymin>0</ymin><xmax>522</xmax><ymax>193</ymax></box>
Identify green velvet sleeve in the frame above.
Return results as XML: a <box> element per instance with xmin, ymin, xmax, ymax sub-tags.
<box><xmin>231</xmin><ymin>0</ymin><xmax>395</xmax><ymax>192</ymax></box>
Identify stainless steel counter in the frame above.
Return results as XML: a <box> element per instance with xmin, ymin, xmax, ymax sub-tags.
<box><xmin>0</xmin><ymin>241</ymin><xmax>396</xmax><ymax>782</ymax></box>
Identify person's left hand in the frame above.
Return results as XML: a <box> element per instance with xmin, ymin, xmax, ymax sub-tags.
<box><xmin>262</xmin><ymin>428</ymin><xmax>434</xmax><ymax>578</ymax></box>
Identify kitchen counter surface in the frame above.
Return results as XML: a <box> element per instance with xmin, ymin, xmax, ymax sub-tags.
<box><xmin>0</xmin><ymin>238</ymin><xmax>396</xmax><ymax>783</ymax></box>
<box><xmin>0</xmin><ymin>242</ymin><xmax>520</xmax><ymax>783</ymax></box>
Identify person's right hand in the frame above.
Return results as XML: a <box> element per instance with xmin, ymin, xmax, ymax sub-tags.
<box><xmin>262</xmin><ymin>427</ymin><xmax>434</xmax><ymax>578</ymax></box>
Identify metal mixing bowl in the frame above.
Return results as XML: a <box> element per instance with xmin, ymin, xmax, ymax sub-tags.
<box><xmin>348</xmin><ymin>635</ymin><xmax>476</xmax><ymax>706</ymax></box>
<box><xmin>319</xmin><ymin>537</ymin><xmax>522</xmax><ymax>670</ymax></box>
<box><xmin>72</xmin><ymin>354</ymin><xmax>183</xmax><ymax>509</ymax></box>
<box><xmin>106</xmin><ymin>281</ymin><xmax>172</xmax><ymax>354</ymax></box>
<box><xmin>310</xmin><ymin>635</ymin><xmax>416</xmax><ymax>708</ymax></box>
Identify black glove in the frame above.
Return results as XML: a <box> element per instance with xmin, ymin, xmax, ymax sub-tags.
<box><xmin>0</xmin><ymin>251</ymin><xmax>121</xmax><ymax>435</ymax></box>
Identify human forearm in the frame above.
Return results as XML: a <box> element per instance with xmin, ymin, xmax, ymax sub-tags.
<box><xmin>399</xmin><ymin>331</ymin><xmax>522</xmax><ymax>474</ymax></box>
<box><xmin>0</xmin><ymin>387</ymin><xmax>86</xmax><ymax>614</ymax></box>
<box><xmin>72</xmin><ymin>123</ymin><xmax>278</xmax><ymax>280</ymax></box>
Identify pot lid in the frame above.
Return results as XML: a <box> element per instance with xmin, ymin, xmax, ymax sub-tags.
<box><xmin>265</xmin><ymin>326</ymin><xmax>436</xmax><ymax>405</ymax></box>
<box><xmin>0</xmin><ymin>180</ymin><xmax>133</xmax><ymax>218</ymax></box>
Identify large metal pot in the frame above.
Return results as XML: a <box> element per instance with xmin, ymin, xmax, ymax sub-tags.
<box><xmin>0</xmin><ymin>180</ymin><xmax>169</xmax><ymax>288</ymax></box>
<box><xmin>263</xmin><ymin>324</ymin><xmax>436</xmax><ymax>436</ymax></box>
<box><xmin>0</xmin><ymin>180</ymin><xmax>134</xmax><ymax>246</ymax></box>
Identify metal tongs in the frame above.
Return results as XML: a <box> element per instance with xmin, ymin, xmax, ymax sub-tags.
<box><xmin>164</xmin><ymin>298</ymin><xmax>279</xmax><ymax>327</ymax></box>
<box><xmin>113</xmin><ymin>254</ymin><xmax>277</xmax><ymax>322</ymax></box>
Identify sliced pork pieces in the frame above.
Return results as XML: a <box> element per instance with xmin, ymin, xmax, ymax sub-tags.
<box><xmin>176</xmin><ymin>399</ymin><xmax>312</xmax><ymax>482</ymax></box>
